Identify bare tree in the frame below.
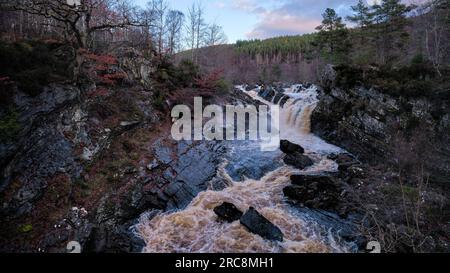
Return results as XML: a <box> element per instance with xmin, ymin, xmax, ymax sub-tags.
<box><xmin>185</xmin><ymin>2</ymin><xmax>196</xmax><ymax>61</ymax></box>
<box><xmin>0</xmin><ymin>0</ymin><xmax>143</xmax><ymax>48</ymax></box>
<box><xmin>185</xmin><ymin>1</ymin><xmax>205</xmax><ymax>63</ymax></box>
<box><xmin>139</xmin><ymin>3</ymin><xmax>157</xmax><ymax>49</ymax></box>
<box><xmin>146</xmin><ymin>0</ymin><xmax>168</xmax><ymax>55</ymax></box>
<box><xmin>204</xmin><ymin>23</ymin><xmax>227</xmax><ymax>46</ymax></box>
<box><xmin>165</xmin><ymin>9</ymin><xmax>184</xmax><ymax>55</ymax></box>
<box><xmin>420</xmin><ymin>0</ymin><xmax>450</xmax><ymax>76</ymax></box>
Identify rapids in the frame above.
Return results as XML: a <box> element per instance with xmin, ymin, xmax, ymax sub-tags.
<box><xmin>136</xmin><ymin>84</ymin><xmax>353</xmax><ymax>253</ymax></box>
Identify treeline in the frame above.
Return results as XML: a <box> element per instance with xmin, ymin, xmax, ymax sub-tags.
<box><xmin>0</xmin><ymin>0</ymin><xmax>227</xmax><ymax>56</ymax></box>
<box><xmin>235</xmin><ymin>34</ymin><xmax>317</xmax><ymax>63</ymax></box>
<box><xmin>235</xmin><ymin>0</ymin><xmax>449</xmax><ymax>77</ymax></box>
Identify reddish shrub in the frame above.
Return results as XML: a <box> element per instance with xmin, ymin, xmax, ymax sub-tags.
<box><xmin>81</xmin><ymin>51</ymin><xmax>124</xmax><ymax>86</ymax></box>
<box><xmin>194</xmin><ymin>69</ymin><xmax>224</xmax><ymax>90</ymax></box>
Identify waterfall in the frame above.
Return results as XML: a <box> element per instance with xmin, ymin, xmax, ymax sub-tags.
<box><xmin>135</xmin><ymin>84</ymin><xmax>346</xmax><ymax>253</ymax></box>
<box><xmin>241</xmin><ymin>84</ymin><xmax>340</xmax><ymax>154</ymax></box>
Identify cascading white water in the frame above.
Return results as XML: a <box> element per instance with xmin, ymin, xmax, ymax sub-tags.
<box><xmin>135</xmin><ymin>84</ymin><xmax>348</xmax><ymax>253</ymax></box>
<box><xmin>242</xmin><ymin>84</ymin><xmax>342</xmax><ymax>154</ymax></box>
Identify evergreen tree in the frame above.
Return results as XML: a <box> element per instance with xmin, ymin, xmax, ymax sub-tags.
<box><xmin>371</xmin><ymin>0</ymin><xmax>413</xmax><ymax>65</ymax></box>
<box><xmin>347</xmin><ymin>0</ymin><xmax>372</xmax><ymax>28</ymax></box>
<box><xmin>315</xmin><ymin>8</ymin><xmax>351</xmax><ymax>64</ymax></box>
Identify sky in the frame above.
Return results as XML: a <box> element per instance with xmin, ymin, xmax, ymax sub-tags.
<box><xmin>134</xmin><ymin>0</ymin><xmax>427</xmax><ymax>43</ymax></box>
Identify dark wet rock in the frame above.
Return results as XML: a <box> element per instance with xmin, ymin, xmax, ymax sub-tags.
<box><xmin>163</xmin><ymin>181</ymin><xmax>197</xmax><ymax>209</ymax></box>
<box><xmin>208</xmin><ymin>177</ymin><xmax>230</xmax><ymax>191</ymax></box>
<box><xmin>284</xmin><ymin>175</ymin><xmax>343</xmax><ymax>212</ymax></box>
<box><xmin>279</xmin><ymin>96</ymin><xmax>290</xmax><ymax>107</ymax></box>
<box><xmin>283</xmin><ymin>154</ymin><xmax>314</xmax><ymax>169</ymax></box>
<box><xmin>280</xmin><ymin>140</ymin><xmax>305</xmax><ymax>154</ymax></box>
<box><xmin>240</xmin><ymin>207</ymin><xmax>283</xmax><ymax>242</ymax></box>
<box><xmin>258</xmin><ymin>86</ymin><xmax>276</xmax><ymax>101</ymax></box>
<box><xmin>149</xmin><ymin>141</ymin><xmax>225</xmax><ymax>210</ymax></box>
<box><xmin>214</xmin><ymin>202</ymin><xmax>243</xmax><ymax>222</ymax></box>
<box><xmin>273</xmin><ymin>93</ymin><xmax>285</xmax><ymax>104</ymax></box>
<box><xmin>224</xmin><ymin>140</ymin><xmax>282</xmax><ymax>182</ymax></box>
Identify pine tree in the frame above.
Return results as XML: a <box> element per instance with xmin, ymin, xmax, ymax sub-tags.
<box><xmin>371</xmin><ymin>0</ymin><xmax>413</xmax><ymax>65</ymax></box>
<box><xmin>315</xmin><ymin>8</ymin><xmax>351</xmax><ymax>64</ymax></box>
<box><xmin>347</xmin><ymin>0</ymin><xmax>372</xmax><ymax>28</ymax></box>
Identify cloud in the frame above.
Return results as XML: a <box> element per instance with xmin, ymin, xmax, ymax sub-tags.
<box><xmin>245</xmin><ymin>12</ymin><xmax>321</xmax><ymax>39</ymax></box>
<box><xmin>214</xmin><ymin>1</ymin><xmax>227</xmax><ymax>9</ymax></box>
<box><xmin>231</xmin><ymin>0</ymin><xmax>423</xmax><ymax>39</ymax></box>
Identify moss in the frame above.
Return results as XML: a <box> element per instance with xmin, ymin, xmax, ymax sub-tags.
<box><xmin>0</xmin><ymin>110</ymin><xmax>21</xmax><ymax>142</ymax></box>
<box><xmin>18</xmin><ymin>224</ymin><xmax>33</xmax><ymax>233</ymax></box>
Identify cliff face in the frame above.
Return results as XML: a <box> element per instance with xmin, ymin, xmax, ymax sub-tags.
<box><xmin>310</xmin><ymin>66</ymin><xmax>450</xmax><ymax>252</ymax></box>
<box><xmin>312</xmin><ymin>65</ymin><xmax>450</xmax><ymax>186</ymax></box>
<box><xmin>0</xmin><ymin>45</ymin><xmax>229</xmax><ymax>253</ymax></box>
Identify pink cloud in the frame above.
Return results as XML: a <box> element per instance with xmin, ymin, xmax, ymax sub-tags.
<box><xmin>246</xmin><ymin>13</ymin><xmax>321</xmax><ymax>39</ymax></box>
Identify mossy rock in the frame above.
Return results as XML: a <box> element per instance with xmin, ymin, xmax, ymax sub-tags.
<box><xmin>18</xmin><ymin>224</ymin><xmax>33</xmax><ymax>233</ymax></box>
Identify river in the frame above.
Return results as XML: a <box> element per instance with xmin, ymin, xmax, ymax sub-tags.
<box><xmin>135</xmin><ymin>84</ymin><xmax>357</xmax><ymax>253</ymax></box>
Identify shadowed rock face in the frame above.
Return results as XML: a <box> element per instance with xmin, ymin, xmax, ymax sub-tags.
<box><xmin>240</xmin><ymin>207</ymin><xmax>283</xmax><ymax>242</ymax></box>
<box><xmin>312</xmin><ymin>66</ymin><xmax>450</xmax><ymax>186</ymax></box>
<box><xmin>0</xmin><ymin>84</ymin><xmax>83</xmax><ymax>217</ymax></box>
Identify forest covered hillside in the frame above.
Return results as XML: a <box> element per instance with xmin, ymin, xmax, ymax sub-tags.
<box><xmin>177</xmin><ymin>1</ymin><xmax>449</xmax><ymax>96</ymax></box>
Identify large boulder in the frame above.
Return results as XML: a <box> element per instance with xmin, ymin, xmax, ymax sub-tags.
<box><xmin>280</xmin><ymin>140</ymin><xmax>305</xmax><ymax>154</ymax></box>
<box><xmin>240</xmin><ymin>207</ymin><xmax>283</xmax><ymax>242</ymax></box>
<box><xmin>283</xmin><ymin>154</ymin><xmax>314</xmax><ymax>169</ymax></box>
<box><xmin>279</xmin><ymin>140</ymin><xmax>312</xmax><ymax>169</ymax></box>
<box><xmin>213</xmin><ymin>202</ymin><xmax>243</xmax><ymax>222</ymax></box>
